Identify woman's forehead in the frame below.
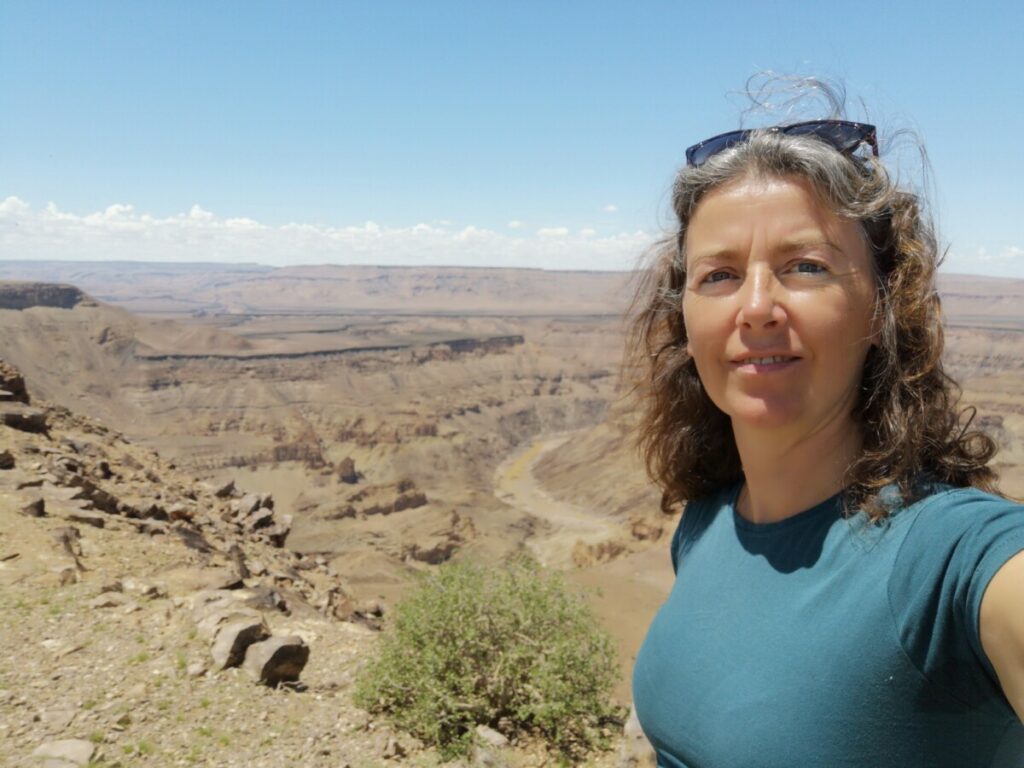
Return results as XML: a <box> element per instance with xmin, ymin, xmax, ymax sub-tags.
<box><xmin>688</xmin><ymin>176</ymin><xmax>848</xmax><ymax>240</ymax></box>
<box><xmin>683</xmin><ymin>174</ymin><xmax>871</xmax><ymax>269</ymax></box>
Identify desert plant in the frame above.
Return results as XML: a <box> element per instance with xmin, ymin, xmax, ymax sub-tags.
<box><xmin>353</xmin><ymin>557</ymin><xmax>620</xmax><ymax>759</ymax></box>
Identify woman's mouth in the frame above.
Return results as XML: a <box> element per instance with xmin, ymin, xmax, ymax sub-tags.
<box><xmin>731</xmin><ymin>354</ymin><xmax>801</xmax><ymax>370</ymax></box>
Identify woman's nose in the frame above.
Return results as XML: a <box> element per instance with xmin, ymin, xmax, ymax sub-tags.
<box><xmin>736</xmin><ymin>271</ymin><xmax>785</xmax><ymax>329</ymax></box>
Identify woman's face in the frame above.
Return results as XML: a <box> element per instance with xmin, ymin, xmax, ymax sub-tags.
<box><xmin>681</xmin><ymin>174</ymin><xmax>878</xmax><ymax>439</ymax></box>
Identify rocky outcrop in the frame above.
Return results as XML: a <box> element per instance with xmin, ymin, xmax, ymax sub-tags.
<box><xmin>337</xmin><ymin>456</ymin><xmax>360</xmax><ymax>484</ymax></box>
<box><xmin>338</xmin><ymin>480</ymin><xmax>429</xmax><ymax>519</ymax></box>
<box><xmin>402</xmin><ymin>511</ymin><xmax>476</xmax><ymax>565</ymax></box>
<box><xmin>0</xmin><ymin>358</ymin><xmax>30</xmax><ymax>403</ymax></box>
<box><xmin>0</xmin><ymin>359</ymin><xmax>380</xmax><ymax>706</ymax></box>
<box><xmin>571</xmin><ymin>538</ymin><xmax>628</xmax><ymax>568</ymax></box>
<box><xmin>0</xmin><ymin>401</ymin><xmax>48</xmax><ymax>433</ymax></box>
<box><xmin>0</xmin><ymin>281</ymin><xmax>91</xmax><ymax>310</ymax></box>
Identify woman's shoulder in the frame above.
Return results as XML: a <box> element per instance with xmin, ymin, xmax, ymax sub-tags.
<box><xmin>897</xmin><ymin>484</ymin><xmax>1023</xmax><ymax>528</ymax></box>
<box><xmin>891</xmin><ymin>484</ymin><xmax>1024</xmax><ymax>600</ymax></box>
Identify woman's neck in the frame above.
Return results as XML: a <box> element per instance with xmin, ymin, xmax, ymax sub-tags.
<box><xmin>733</xmin><ymin>418</ymin><xmax>862</xmax><ymax>524</ymax></box>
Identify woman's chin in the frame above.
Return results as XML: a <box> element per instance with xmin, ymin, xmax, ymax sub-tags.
<box><xmin>726</xmin><ymin>401</ymin><xmax>803</xmax><ymax>432</ymax></box>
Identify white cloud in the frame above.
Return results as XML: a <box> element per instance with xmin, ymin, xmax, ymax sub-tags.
<box><xmin>225</xmin><ymin>217</ymin><xmax>265</xmax><ymax>231</ymax></box>
<box><xmin>603</xmin><ymin>204</ymin><xmax>618</xmax><ymax>213</ymax></box>
<box><xmin>0</xmin><ymin>197</ymin><xmax>654</xmax><ymax>271</ymax></box>
<box><xmin>0</xmin><ymin>196</ymin><xmax>30</xmax><ymax>216</ymax></box>
<box><xmin>507</xmin><ymin>220</ymin><xmax>523</xmax><ymax>229</ymax></box>
<box><xmin>536</xmin><ymin>227</ymin><xmax>569</xmax><ymax>238</ymax></box>
<box><xmin>940</xmin><ymin>244</ymin><xmax>1024</xmax><ymax>279</ymax></box>
<box><xmin>188</xmin><ymin>204</ymin><xmax>214</xmax><ymax>222</ymax></box>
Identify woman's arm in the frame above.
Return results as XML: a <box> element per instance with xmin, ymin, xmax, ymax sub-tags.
<box><xmin>980</xmin><ymin>549</ymin><xmax>1024</xmax><ymax>722</ymax></box>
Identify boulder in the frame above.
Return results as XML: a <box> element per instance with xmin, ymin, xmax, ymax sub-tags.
<box><xmin>212</xmin><ymin>479</ymin><xmax>236</xmax><ymax>498</ymax></box>
<box><xmin>65</xmin><ymin>509</ymin><xmax>106</xmax><ymax>529</ymax></box>
<box><xmin>267</xmin><ymin>514</ymin><xmax>292</xmax><ymax>547</ymax></box>
<box><xmin>167</xmin><ymin>501</ymin><xmax>195</xmax><ymax>521</ymax></box>
<box><xmin>118</xmin><ymin>498</ymin><xmax>167</xmax><ymax>520</ymax></box>
<box><xmin>88</xmin><ymin>591</ymin><xmax>137</xmax><ymax>610</ymax></box>
<box><xmin>0</xmin><ymin>359</ymin><xmax>29</xmax><ymax>403</ymax></box>
<box><xmin>238</xmin><ymin>584</ymin><xmax>287</xmax><ymax>613</ymax></box>
<box><xmin>0</xmin><ymin>449</ymin><xmax>14</xmax><ymax>469</ymax></box>
<box><xmin>211</xmin><ymin>616</ymin><xmax>270</xmax><ymax>669</ymax></box>
<box><xmin>469</xmin><ymin>744</ymin><xmax>510</xmax><ymax>767</ymax></box>
<box><xmin>121</xmin><ymin>577</ymin><xmax>167</xmax><ymax>599</ymax></box>
<box><xmin>191</xmin><ymin>589</ymin><xmax>244</xmax><ymax>621</ymax></box>
<box><xmin>379</xmin><ymin>733</ymin><xmax>407</xmax><ymax>760</ymax></box>
<box><xmin>475</xmin><ymin>724</ymin><xmax>509</xmax><ymax>748</ymax></box>
<box><xmin>161</xmin><ymin>566</ymin><xmax>243</xmax><ymax>596</ymax></box>
<box><xmin>236</xmin><ymin>493</ymin><xmax>262</xmax><ymax>515</ymax></box>
<box><xmin>0</xmin><ymin>402</ymin><xmax>47</xmax><ymax>433</ymax></box>
<box><xmin>242</xmin><ymin>635</ymin><xmax>309</xmax><ymax>686</ymax></box>
<box><xmin>245</xmin><ymin>507</ymin><xmax>275</xmax><ymax>531</ymax></box>
<box><xmin>29</xmin><ymin>738</ymin><xmax>95</xmax><ymax>767</ymax></box>
<box><xmin>197</xmin><ymin>607</ymin><xmax>263</xmax><ymax>640</ymax></box>
<box><xmin>21</xmin><ymin>497</ymin><xmax>45</xmax><ymax>517</ymax></box>
<box><xmin>38</xmin><ymin>707</ymin><xmax>76</xmax><ymax>730</ymax></box>
<box><xmin>173</xmin><ymin>525</ymin><xmax>213</xmax><ymax>552</ymax></box>
<box><xmin>393</xmin><ymin>490</ymin><xmax>428</xmax><ymax>512</ymax></box>
<box><xmin>125</xmin><ymin>518</ymin><xmax>168</xmax><ymax>536</ymax></box>
<box><xmin>338</xmin><ymin>456</ymin><xmax>359</xmax><ymax>484</ymax></box>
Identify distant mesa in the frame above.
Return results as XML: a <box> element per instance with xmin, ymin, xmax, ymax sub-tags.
<box><xmin>0</xmin><ymin>281</ymin><xmax>94</xmax><ymax>310</ymax></box>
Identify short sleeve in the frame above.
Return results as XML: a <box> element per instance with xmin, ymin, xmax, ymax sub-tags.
<box><xmin>890</xmin><ymin>488</ymin><xmax>1024</xmax><ymax>711</ymax></box>
<box><xmin>669</xmin><ymin>490</ymin><xmax>725</xmax><ymax>574</ymax></box>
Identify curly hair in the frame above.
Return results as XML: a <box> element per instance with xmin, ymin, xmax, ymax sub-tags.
<box><xmin>627</xmin><ymin>119</ymin><xmax>1000</xmax><ymax>521</ymax></box>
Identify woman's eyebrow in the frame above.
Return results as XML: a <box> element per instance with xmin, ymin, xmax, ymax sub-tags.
<box><xmin>775</xmin><ymin>237</ymin><xmax>842</xmax><ymax>256</ymax></box>
<box><xmin>686</xmin><ymin>248</ymin><xmax>738</xmax><ymax>267</ymax></box>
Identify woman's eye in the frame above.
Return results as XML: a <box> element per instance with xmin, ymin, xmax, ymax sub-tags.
<box><xmin>793</xmin><ymin>261</ymin><xmax>827</xmax><ymax>274</ymax></box>
<box><xmin>702</xmin><ymin>270</ymin><xmax>733</xmax><ymax>284</ymax></box>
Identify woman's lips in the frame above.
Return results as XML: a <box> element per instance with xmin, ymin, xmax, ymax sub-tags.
<box><xmin>730</xmin><ymin>354</ymin><xmax>801</xmax><ymax>371</ymax></box>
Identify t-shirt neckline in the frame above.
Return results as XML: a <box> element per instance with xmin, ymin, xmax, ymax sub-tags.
<box><xmin>730</xmin><ymin>483</ymin><xmax>844</xmax><ymax>534</ymax></box>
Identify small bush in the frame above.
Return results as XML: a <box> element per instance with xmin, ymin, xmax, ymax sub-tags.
<box><xmin>354</xmin><ymin>557</ymin><xmax>620</xmax><ymax>759</ymax></box>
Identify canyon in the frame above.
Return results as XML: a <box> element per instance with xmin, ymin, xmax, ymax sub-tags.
<box><xmin>1</xmin><ymin>262</ymin><xmax>1021</xmax><ymax>716</ymax></box>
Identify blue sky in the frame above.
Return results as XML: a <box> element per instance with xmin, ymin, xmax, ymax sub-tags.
<box><xmin>1</xmin><ymin>0</ymin><xmax>1022</xmax><ymax>275</ymax></box>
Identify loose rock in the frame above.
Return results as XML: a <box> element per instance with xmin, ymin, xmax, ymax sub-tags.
<box><xmin>242</xmin><ymin>634</ymin><xmax>310</xmax><ymax>686</ymax></box>
<box><xmin>211</xmin><ymin>616</ymin><xmax>270</xmax><ymax>669</ymax></box>
<box><xmin>21</xmin><ymin>497</ymin><xmax>46</xmax><ymax>517</ymax></box>
<box><xmin>475</xmin><ymin>724</ymin><xmax>509</xmax><ymax>748</ymax></box>
<box><xmin>618</xmin><ymin>704</ymin><xmax>657</xmax><ymax>768</ymax></box>
<box><xmin>29</xmin><ymin>738</ymin><xmax>95</xmax><ymax>767</ymax></box>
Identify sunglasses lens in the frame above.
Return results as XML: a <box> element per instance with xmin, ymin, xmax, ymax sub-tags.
<box><xmin>783</xmin><ymin>122</ymin><xmax>869</xmax><ymax>153</ymax></box>
<box><xmin>686</xmin><ymin>131</ymin><xmax>750</xmax><ymax>167</ymax></box>
<box><xmin>686</xmin><ymin>121</ymin><xmax>876</xmax><ymax>167</ymax></box>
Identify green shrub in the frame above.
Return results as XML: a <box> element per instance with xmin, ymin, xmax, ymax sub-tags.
<box><xmin>354</xmin><ymin>557</ymin><xmax>620</xmax><ymax>759</ymax></box>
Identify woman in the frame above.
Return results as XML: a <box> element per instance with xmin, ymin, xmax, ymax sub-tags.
<box><xmin>629</xmin><ymin>108</ymin><xmax>1024</xmax><ymax>767</ymax></box>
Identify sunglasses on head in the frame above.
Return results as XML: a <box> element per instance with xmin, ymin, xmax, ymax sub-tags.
<box><xmin>684</xmin><ymin>120</ymin><xmax>878</xmax><ymax>167</ymax></box>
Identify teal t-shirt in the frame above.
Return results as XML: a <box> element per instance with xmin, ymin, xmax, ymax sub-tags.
<box><xmin>632</xmin><ymin>484</ymin><xmax>1024</xmax><ymax>768</ymax></box>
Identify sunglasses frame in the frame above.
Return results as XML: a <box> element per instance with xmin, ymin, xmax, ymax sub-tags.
<box><xmin>685</xmin><ymin>120</ymin><xmax>879</xmax><ymax>167</ymax></box>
